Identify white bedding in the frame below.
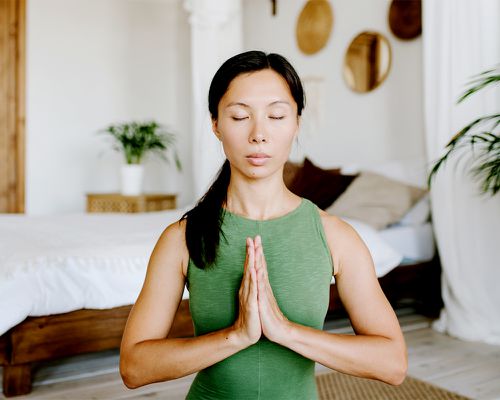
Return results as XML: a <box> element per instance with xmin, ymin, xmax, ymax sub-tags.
<box><xmin>380</xmin><ymin>222</ymin><xmax>436</xmax><ymax>264</ymax></box>
<box><xmin>0</xmin><ymin>208</ymin><xmax>192</xmax><ymax>336</ymax></box>
<box><xmin>0</xmin><ymin>208</ymin><xmax>431</xmax><ymax>336</ymax></box>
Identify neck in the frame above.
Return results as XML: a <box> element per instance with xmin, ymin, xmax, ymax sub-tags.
<box><xmin>224</xmin><ymin>170</ymin><xmax>297</xmax><ymax>221</ymax></box>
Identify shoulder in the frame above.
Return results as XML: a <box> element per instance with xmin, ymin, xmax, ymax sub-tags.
<box><xmin>153</xmin><ymin>218</ymin><xmax>190</xmax><ymax>278</ymax></box>
<box><xmin>317</xmin><ymin>208</ymin><xmax>366</xmax><ymax>276</ymax></box>
<box><xmin>161</xmin><ymin>217</ymin><xmax>187</xmax><ymax>240</ymax></box>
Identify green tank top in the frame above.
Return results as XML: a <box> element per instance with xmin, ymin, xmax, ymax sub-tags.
<box><xmin>185</xmin><ymin>197</ymin><xmax>333</xmax><ymax>399</ymax></box>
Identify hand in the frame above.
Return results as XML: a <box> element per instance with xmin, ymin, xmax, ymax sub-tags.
<box><xmin>233</xmin><ymin>237</ymin><xmax>262</xmax><ymax>347</ymax></box>
<box><xmin>254</xmin><ymin>235</ymin><xmax>290</xmax><ymax>344</ymax></box>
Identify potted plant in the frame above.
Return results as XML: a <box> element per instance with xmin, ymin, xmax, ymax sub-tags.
<box><xmin>428</xmin><ymin>65</ymin><xmax>499</xmax><ymax>196</ymax></box>
<box><xmin>100</xmin><ymin>120</ymin><xmax>182</xmax><ymax>195</ymax></box>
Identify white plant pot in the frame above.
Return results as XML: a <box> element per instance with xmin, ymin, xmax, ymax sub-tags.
<box><xmin>121</xmin><ymin>164</ymin><xmax>144</xmax><ymax>196</ymax></box>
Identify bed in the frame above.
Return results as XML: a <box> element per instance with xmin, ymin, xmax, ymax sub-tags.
<box><xmin>0</xmin><ymin>159</ymin><xmax>443</xmax><ymax>396</ymax></box>
<box><xmin>0</xmin><ymin>209</ymin><xmax>441</xmax><ymax>396</ymax></box>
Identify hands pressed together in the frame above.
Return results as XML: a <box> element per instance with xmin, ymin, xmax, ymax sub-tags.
<box><xmin>233</xmin><ymin>235</ymin><xmax>291</xmax><ymax>347</ymax></box>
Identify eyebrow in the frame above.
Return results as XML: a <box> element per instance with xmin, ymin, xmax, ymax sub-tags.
<box><xmin>225</xmin><ymin>100</ymin><xmax>291</xmax><ymax>109</ymax></box>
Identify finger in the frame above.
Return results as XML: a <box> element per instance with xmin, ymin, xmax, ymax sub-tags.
<box><xmin>254</xmin><ymin>236</ymin><xmax>262</xmax><ymax>257</ymax></box>
<box><xmin>245</xmin><ymin>237</ymin><xmax>251</xmax><ymax>270</ymax></box>
<box><xmin>256</xmin><ymin>249</ymin><xmax>263</xmax><ymax>281</ymax></box>
<box><xmin>248</xmin><ymin>237</ymin><xmax>255</xmax><ymax>270</ymax></box>
<box><xmin>249</xmin><ymin>259</ymin><xmax>258</xmax><ymax>300</ymax></box>
<box><xmin>257</xmin><ymin>248</ymin><xmax>271</xmax><ymax>295</ymax></box>
<box><xmin>258</xmin><ymin>250</ymin><xmax>266</xmax><ymax>290</ymax></box>
<box><xmin>245</xmin><ymin>239</ymin><xmax>255</xmax><ymax>296</ymax></box>
<box><xmin>256</xmin><ymin>238</ymin><xmax>265</xmax><ymax>265</ymax></box>
<box><xmin>242</xmin><ymin>238</ymin><xmax>252</xmax><ymax>298</ymax></box>
<box><xmin>252</xmin><ymin>243</ymin><xmax>262</xmax><ymax>292</ymax></box>
<box><xmin>242</xmin><ymin>238</ymin><xmax>249</xmax><ymax>279</ymax></box>
<box><xmin>256</xmin><ymin>244</ymin><xmax>265</xmax><ymax>277</ymax></box>
<box><xmin>255</xmin><ymin>236</ymin><xmax>263</xmax><ymax>268</ymax></box>
<box><xmin>260</xmin><ymin>248</ymin><xmax>268</xmax><ymax>279</ymax></box>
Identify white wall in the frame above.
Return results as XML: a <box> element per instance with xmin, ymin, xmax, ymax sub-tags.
<box><xmin>25</xmin><ymin>0</ymin><xmax>426</xmax><ymax>214</ymax></box>
<box><xmin>26</xmin><ymin>0</ymin><xmax>192</xmax><ymax>215</ymax></box>
<box><xmin>242</xmin><ymin>0</ymin><xmax>426</xmax><ymax>169</ymax></box>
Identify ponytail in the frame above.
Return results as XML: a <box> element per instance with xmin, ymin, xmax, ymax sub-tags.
<box><xmin>180</xmin><ymin>159</ymin><xmax>230</xmax><ymax>269</ymax></box>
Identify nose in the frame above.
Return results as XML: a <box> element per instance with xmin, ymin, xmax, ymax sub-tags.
<box><xmin>250</xmin><ymin>134</ymin><xmax>266</xmax><ymax>143</ymax></box>
<box><xmin>248</xmin><ymin>120</ymin><xmax>267</xmax><ymax>143</ymax></box>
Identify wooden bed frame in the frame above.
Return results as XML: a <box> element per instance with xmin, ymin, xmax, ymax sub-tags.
<box><xmin>0</xmin><ymin>256</ymin><xmax>442</xmax><ymax>397</ymax></box>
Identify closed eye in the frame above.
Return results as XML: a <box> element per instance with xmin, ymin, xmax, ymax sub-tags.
<box><xmin>232</xmin><ymin>117</ymin><xmax>248</xmax><ymax>121</ymax></box>
<box><xmin>270</xmin><ymin>116</ymin><xmax>285</xmax><ymax>120</ymax></box>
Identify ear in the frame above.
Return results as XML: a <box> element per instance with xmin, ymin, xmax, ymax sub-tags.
<box><xmin>212</xmin><ymin>119</ymin><xmax>222</xmax><ymax>141</ymax></box>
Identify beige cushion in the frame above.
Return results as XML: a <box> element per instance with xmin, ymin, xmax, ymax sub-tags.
<box><xmin>326</xmin><ymin>171</ymin><xmax>428</xmax><ymax>230</ymax></box>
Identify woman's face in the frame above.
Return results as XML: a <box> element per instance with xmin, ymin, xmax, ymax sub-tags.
<box><xmin>213</xmin><ymin>69</ymin><xmax>300</xmax><ymax>180</ymax></box>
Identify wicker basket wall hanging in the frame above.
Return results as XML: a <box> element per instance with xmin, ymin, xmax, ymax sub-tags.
<box><xmin>296</xmin><ymin>0</ymin><xmax>333</xmax><ymax>55</ymax></box>
<box><xmin>388</xmin><ymin>0</ymin><xmax>422</xmax><ymax>40</ymax></box>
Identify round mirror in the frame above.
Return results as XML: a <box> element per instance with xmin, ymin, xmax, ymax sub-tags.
<box><xmin>343</xmin><ymin>31</ymin><xmax>392</xmax><ymax>93</ymax></box>
<box><xmin>388</xmin><ymin>0</ymin><xmax>422</xmax><ymax>40</ymax></box>
<box><xmin>296</xmin><ymin>0</ymin><xmax>333</xmax><ymax>55</ymax></box>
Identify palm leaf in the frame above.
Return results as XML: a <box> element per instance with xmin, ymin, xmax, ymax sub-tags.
<box><xmin>457</xmin><ymin>65</ymin><xmax>500</xmax><ymax>103</ymax></box>
<box><xmin>428</xmin><ymin>65</ymin><xmax>500</xmax><ymax>196</ymax></box>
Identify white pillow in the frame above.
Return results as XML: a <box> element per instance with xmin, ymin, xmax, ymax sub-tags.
<box><xmin>339</xmin><ymin>217</ymin><xmax>404</xmax><ymax>278</ymax></box>
<box><xmin>395</xmin><ymin>194</ymin><xmax>431</xmax><ymax>226</ymax></box>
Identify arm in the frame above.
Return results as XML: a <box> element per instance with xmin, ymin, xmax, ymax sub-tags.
<box><xmin>261</xmin><ymin>215</ymin><xmax>407</xmax><ymax>385</ymax></box>
<box><xmin>119</xmin><ymin>220</ymin><xmax>249</xmax><ymax>389</ymax></box>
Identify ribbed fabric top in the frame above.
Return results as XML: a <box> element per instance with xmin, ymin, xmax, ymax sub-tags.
<box><xmin>185</xmin><ymin>198</ymin><xmax>333</xmax><ymax>399</ymax></box>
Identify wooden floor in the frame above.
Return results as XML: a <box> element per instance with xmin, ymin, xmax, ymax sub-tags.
<box><xmin>1</xmin><ymin>308</ymin><xmax>500</xmax><ymax>399</ymax></box>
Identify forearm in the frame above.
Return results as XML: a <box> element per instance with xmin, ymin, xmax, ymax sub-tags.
<box><xmin>121</xmin><ymin>325</ymin><xmax>247</xmax><ymax>388</ymax></box>
<box><xmin>277</xmin><ymin>322</ymin><xmax>407</xmax><ymax>385</ymax></box>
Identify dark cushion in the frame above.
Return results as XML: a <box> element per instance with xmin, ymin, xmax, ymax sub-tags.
<box><xmin>283</xmin><ymin>160</ymin><xmax>303</xmax><ymax>188</ymax></box>
<box><xmin>288</xmin><ymin>157</ymin><xmax>358</xmax><ymax>210</ymax></box>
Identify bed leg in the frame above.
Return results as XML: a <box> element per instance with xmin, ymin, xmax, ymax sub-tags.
<box><xmin>417</xmin><ymin>256</ymin><xmax>444</xmax><ymax>318</ymax></box>
<box><xmin>2</xmin><ymin>364</ymin><xmax>32</xmax><ymax>397</ymax></box>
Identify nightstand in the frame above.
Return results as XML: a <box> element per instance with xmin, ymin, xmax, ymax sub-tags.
<box><xmin>86</xmin><ymin>193</ymin><xmax>177</xmax><ymax>213</ymax></box>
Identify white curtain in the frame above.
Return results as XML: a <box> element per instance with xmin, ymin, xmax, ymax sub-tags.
<box><xmin>183</xmin><ymin>0</ymin><xmax>243</xmax><ymax>200</ymax></box>
<box><xmin>423</xmin><ymin>0</ymin><xmax>500</xmax><ymax>344</ymax></box>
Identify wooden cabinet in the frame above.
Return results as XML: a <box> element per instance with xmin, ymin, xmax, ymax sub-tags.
<box><xmin>86</xmin><ymin>193</ymin><xmax>177</xmax><ymax>213</ymax></box>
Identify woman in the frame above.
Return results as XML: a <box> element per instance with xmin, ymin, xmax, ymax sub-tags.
<box><xmin>120</xmin><ymin>50</ymin><xmax>407</xmax><ymax>399</ymax></box>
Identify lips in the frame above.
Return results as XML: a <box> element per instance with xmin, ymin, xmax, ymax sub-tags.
<box><xmin>246</xmin><ymin>153</ymin><xmax>270</xmax><ymax>158</ymax></box>
<box><xmin>245</xmin><ymin>153</ymin><xmax>270</xmax><ymax>166</ymax></box>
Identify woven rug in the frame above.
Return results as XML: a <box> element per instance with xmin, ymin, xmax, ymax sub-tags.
<box><xmin>315</xmin><ymin>371</ymin><xmax>470</xmax><ymax>400</ymax></box>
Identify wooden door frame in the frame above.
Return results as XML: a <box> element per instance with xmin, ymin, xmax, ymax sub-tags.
<box><xmin>16</xmin><ymin>0</ymin><xmax>26</xmax><ymax>213</ymax></box>
<box><xmin>0</xmin><ymin>0</ymin><xmax>25</xmax><ymax>213</ymax></box>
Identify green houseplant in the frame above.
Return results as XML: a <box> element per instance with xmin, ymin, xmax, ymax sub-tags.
<box><xmin>428</xmin><ymin>66</ymin><xmax>500</xmax><ymax>196</ymax></box>
<box><xmin>100</xmin><ymin>120</ymin><xmax>182</xmax><ymax>195</ymax></box>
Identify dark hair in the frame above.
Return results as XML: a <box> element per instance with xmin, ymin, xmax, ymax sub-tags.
<box><xmin>181</xmin><ymin>50</ymin><xmax>305</xmax><ymax>270</ymax></box>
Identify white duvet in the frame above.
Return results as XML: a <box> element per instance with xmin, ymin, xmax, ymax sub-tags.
<box><xmin>0</xmin><ymin>208</ymin><xmax>406</xmax><ymax>336</ymax></box>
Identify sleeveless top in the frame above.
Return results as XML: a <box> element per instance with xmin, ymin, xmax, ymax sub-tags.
<box><xmin>185</xmin><ymin>198</ymin><xmax>333</xmax><ymax>400</ymax></box>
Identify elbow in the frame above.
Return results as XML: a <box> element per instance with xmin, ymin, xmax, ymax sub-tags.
<box><xmin>120</xmin><ymin>350</ymin><xmax>145</xmax><ymax>389</ymax></box>
<box><xmin>120</xmin><ymin>346</ymin><xmax>179</xmax><ymax>388</ymax></box>
<box><xmin>120</xmin><ymin>359</ymin><xmax>140</xmax><ymax>389</ymax></box>
<box><xmin>386</xmin><ymin>365</ymin><xmax>407</xmax><ymax>386</ymax></box>
<box><xmin>385</xmin><ymin>351</ymin><xmax>408</xmax><ymax>386</ymax></box>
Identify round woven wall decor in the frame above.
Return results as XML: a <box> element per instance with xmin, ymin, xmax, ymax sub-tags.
<box><xmin>388</xmin><ymin>0</ymin><xmax>422</xmax><ymax>40</ymax></box>
<box><xmin>296</xmin><ymin>0</ymin><xmax>333</xmax><ymax>55</ymax></box>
